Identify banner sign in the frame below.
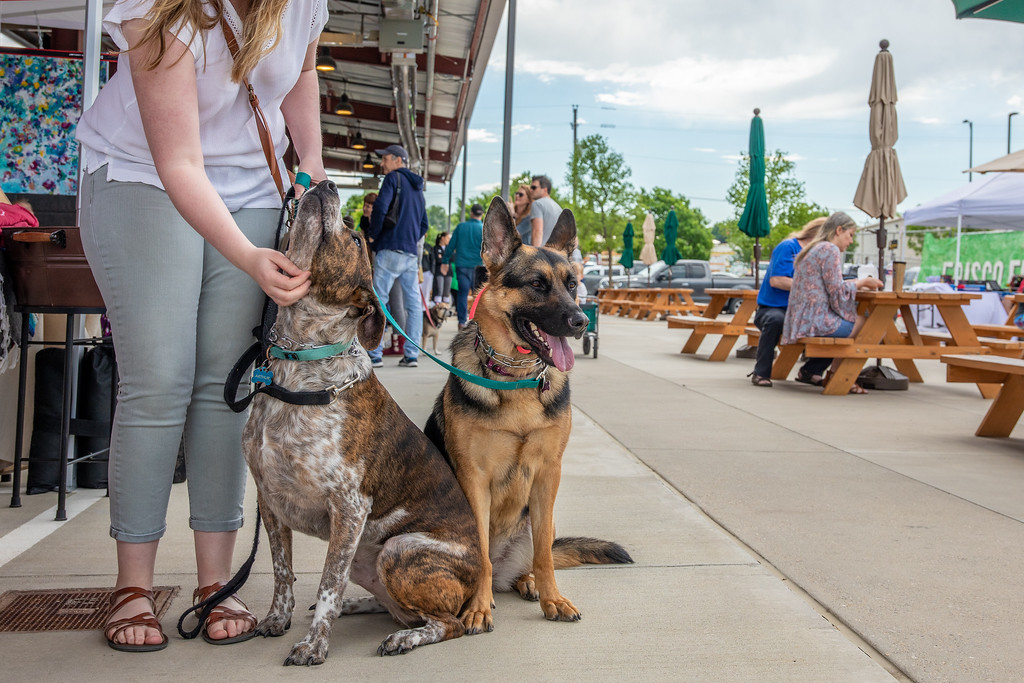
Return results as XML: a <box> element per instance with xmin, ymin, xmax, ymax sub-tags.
<box><xmin>920</xmin><ymin>232</ymin><xmax>1024</xmax><ymax>284</ymax></box>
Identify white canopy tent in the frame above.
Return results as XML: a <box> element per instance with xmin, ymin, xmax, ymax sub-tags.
<box><xmin>901</xmin><ymin>172</ymin><xmax>1024</xmax><ymax>284</ymax></box>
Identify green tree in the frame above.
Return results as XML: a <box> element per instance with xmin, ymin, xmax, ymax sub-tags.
<box><xmin>724</xmin><ymin>150</ymin><xmax>824</xmax><ymax>263</ymax></box>
<box><xmin>633</xmin><ymin>187</ymin><xmax>712</xmax><ymax>261</ymax></box>
<box><xmin>567</xmin><ymin>135</ymin><xmax>635</xmax><ymax>266</ymax></box>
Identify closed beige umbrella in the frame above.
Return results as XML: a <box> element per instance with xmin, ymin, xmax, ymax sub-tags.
<box><xmin>639</xmin><ymin>212</ymin><xmax>657</xmax><ymax>264</ymax></box>
<box><xmin>853</xmin><ymin>39</ymin><xmax>908</xmax><ymax>223</ymax></box>
<box><xmin>853</xmin><ymin>39</ymin><xmax>909</xmax><ymax>391</ymax></box>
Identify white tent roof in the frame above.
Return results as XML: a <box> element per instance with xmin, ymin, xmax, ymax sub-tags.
<box><xmin>902</xmin><ymin>172</ymin><xmax>1024</xmax><ymax>230</ymax></box>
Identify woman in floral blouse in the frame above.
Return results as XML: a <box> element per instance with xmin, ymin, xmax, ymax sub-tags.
<box><xmin>782</xmin><ymin>212</ymin><xmax>882</xmax><ymax>394</ymax></box>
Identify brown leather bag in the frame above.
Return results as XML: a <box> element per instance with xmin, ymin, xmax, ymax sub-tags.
<box><xmin>219</xmin><ymin>17</ymin><xmax>285</xmax><ymax>200</ymax></box>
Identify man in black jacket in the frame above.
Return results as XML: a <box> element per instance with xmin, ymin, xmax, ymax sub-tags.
<box><xmin>364</xmin><ymin>145</ymin><xmax>429</xmax><ymax>368</ymax></box>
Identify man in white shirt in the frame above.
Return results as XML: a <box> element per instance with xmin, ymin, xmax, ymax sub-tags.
<box><xmin>528</xmin><ymin>175</ymin><xmax>562</xmax><ymax>246</ymax></box>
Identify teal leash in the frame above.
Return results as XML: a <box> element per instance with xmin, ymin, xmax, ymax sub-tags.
<box><xmin>374</xmin><ymin>287</ymin><xmax>545</xmax><ymax>391</ymax></box>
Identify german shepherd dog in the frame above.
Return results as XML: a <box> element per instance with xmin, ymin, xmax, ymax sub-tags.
<box><xmin>241</xmin><ymin>181</ymin><xmax>482</xmax><ymax>664</ymax></box>
<box><xmin>421</xmin><ymin>300</ymin><xmax>451</xmax><ymax>354</ymax></box>
<box><xmin>425</xmin><ymin>197</ymin><xmax>632</xmax><ymax>635</ymax></box>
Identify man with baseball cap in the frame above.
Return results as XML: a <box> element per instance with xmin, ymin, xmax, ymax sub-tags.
<box><xmin>365</xmin><ymin>144</ymin><xmax>429</xmax><ymax>368</ymax></box>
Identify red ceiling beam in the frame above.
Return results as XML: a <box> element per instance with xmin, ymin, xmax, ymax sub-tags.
<box><xmin>321</xmin><ymin>99</ymin><xmax>458</xmax><ymax>132</ymax></box>
<box><xmin>323</xmin><ymin>46</ymin><xmax>466</xmax><ymax>77</ymax></box>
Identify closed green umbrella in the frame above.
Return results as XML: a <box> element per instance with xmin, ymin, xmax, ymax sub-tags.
<box><xmin>619</xmin><ymin>222</ymin><xmax>635</xmax><ymax>268</ymax></box>
<box><xmin>660</xmin><ymin>210</ymin><xmax>681</xmax><ymax>265</ymax></box>
<box><xmin>952</xmin><ymin>0</ymin><xmax>1024</xmax><ymax>22</ymax></box>
<box><xmin>737</xmin><ymin>108</ymin><xmax>771</xmax><ymax>290</ymax></box>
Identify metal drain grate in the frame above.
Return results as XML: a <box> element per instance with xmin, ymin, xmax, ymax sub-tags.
<box><xmin>0</xmin><ymin>586</ymin><xmax>179</xmax><ymax>632</ymax></box>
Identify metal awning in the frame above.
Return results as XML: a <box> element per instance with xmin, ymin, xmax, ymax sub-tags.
<box><xmin>0</xmin><ymin>0</ymin><xmax>505</xmax><ymax>186</ymax></box>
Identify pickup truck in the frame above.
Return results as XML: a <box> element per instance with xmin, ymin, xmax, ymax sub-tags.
<box><xmin>607</xmin><ymin>260</ymin><xmax>757</xmax><ymax>313</ymax></box>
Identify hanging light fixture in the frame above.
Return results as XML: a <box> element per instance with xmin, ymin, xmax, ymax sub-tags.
<box><xmin>315</xmin><ymin>47</ymin><xmax>336</xmax><ymax>72</ymax></box>
<box><xmin>334</xmin><ymin>91</ymin><xmax>354</xmax><ymax>116</ymax></box>
<box><xmin>350</xmin><ymin>129</ymin><xmax>366</xmax><ymax>150</ymax></box>
<box><xmin>361</xmin><ymin>153</ymin><xmax>375</xmax><ymax>170</ymax></box>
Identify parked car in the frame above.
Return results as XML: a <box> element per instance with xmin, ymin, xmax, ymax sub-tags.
<box><xmin>585</xmin><ymin>263</ymin><xmax>645</xmax><ymax>294</ymax></box>
<box><xmin>605</xmin><ymin>260</ymin><xmax>757</xmax><ymax>313</ymax></box>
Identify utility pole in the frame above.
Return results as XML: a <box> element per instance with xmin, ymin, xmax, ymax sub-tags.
<box><xmin>571</xmin><ymin>104</ymin><xmax>578</xmax><ymax>206</ymax></box>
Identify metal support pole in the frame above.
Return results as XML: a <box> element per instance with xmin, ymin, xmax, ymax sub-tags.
<box><xmin>460</xmin><ymin>139</ymin><xmax>468</xmax><ymax>222</ymax></box>
<box><xmin>500</xmin><ymin>0</ymin><xmax>516</xmax><ymax>202</ymax></box>
<box><xmin>963</xmin><ymin>119</ymin><xmax>973</xmax><ymax>181</ymax></box>
<box><xmin>447</xmin><ymin>180</ymin><xmax>453</xmax><ymax>232</ymax></box>
<box><xmin>571</xmin><ymin>104</ymin><xmax>578</xmax><ymax>206</ymax></box>
<box><xmin>1009</xmin><ymin>112</ymin><xmax>1019</xmax><ymax>154</ymax></box>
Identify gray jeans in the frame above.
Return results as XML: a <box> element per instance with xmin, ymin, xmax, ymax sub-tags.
<box><xmin>80</xmin><ymin>167</ymin><xmax>277</xmax><ymax>542</ymax></box>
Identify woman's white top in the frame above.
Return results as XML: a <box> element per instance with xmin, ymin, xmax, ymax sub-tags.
<box><xmin>76</xmin><ymin>0</ymin><xmax>327</xmax><ymax>211</ymax></box>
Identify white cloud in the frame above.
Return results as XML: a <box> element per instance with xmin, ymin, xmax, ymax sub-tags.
<box><xmin>915</xmin><ymin>117</ymin><xmax>942</xmax><ymax>125</ymax></box>
<box><xmin>468</xmin><ymin>128</ymin><xmax>498</xmax><ymax>143</ymax></box>
<box><xmin>512</xmin><ymin>123</ymin><xmax>535</xmax><ymax>134</ymax></box>
<box><xmin>693</xmin><ymin>148</ymin><xmax>717</xmax><ymax>153</ymax></box>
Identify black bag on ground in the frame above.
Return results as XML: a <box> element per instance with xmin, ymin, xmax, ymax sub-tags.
<box><xmin>26</xmin><ymin>347</ymin><xmax>65</xmax><ymax>494</ymax></box>
<box><xmin>75</xmin><ymin>344</ymin><xmax>116</xmax><ymax>488</ymax></box>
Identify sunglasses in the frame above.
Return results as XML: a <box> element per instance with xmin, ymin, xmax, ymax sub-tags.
<box><xmin>515</xmin><ymin>191</ymin><xmax>526</xmax><ymax>197</ymax></box>
<box><xmin>530</xmin><ymin>185</ymin><xmax>539</xmax><ymax>190</ymax></box>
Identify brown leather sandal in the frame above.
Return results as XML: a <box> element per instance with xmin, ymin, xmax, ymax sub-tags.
<box><xmin>193</xmin><ymin>582</ymin><xmax>257</xmax><ymax>645</ymax></box>
<box><xmin>105</xmin><ymin>586</ymin><xmax>169</xmax><ymax>652</ymax></box>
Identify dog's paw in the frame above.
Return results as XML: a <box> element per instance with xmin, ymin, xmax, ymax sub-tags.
<box><xmin>540</xmin><ymin>596</ymin><xmax>581</xmax><ymax>623</ymax></box>
<box><xmin>377</xmin><ymin>633</ymin><xmax>416</xmax><ymax>656</ymax></box>
<box><xmin>514</xmin><ymin>574</ymin><xmax>539</xmax><ymax>601</ymax></box>
<box><xmin>256</xmin><ymin>614</ymin><xmax>291</xmax><ymax>638</ymax></box>
<box><xmin>283</xmin><ymin>638</ymin><xmax>328</xmax><ymax>666</ymax></box>
<box><xmin>461</xmin><ymin>607</ymin><xmax>494</xmax><ymax>635</ymax></box>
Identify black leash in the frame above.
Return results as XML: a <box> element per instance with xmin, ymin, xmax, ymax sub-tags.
<box><xmin>176</xmin><ymin>189</ymin><xmax>294</xmax><ymax>639</ymax></box>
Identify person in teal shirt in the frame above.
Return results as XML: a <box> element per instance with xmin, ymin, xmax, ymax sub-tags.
<box><xmin>444</xmin><ymin>203</ymin><xmax>484</xmax><ymax>327</ymax></box>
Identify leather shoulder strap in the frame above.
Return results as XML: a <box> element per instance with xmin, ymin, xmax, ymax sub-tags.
<box><xmin>219</xmin><ymin>17</ymin><xmax>285</xmax><ymax>200</ymax></box>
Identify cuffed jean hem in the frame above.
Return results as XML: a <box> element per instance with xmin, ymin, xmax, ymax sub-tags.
<box><xmin>110</xmin><ymin>525</ymin><xmax>167</xmax><ymax>544</ymax></box>
<box><xmin>190</xmin><ymin>516</ymin><xmax>245</xmax><ymax>533</ymax></box>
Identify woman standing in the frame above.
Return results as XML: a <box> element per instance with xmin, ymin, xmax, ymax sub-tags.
<box><xmin>431</xmin><ymin>232</ymin><xmax>451</xmax><ymax>303</ymax></box>
<box><xmin>512</xmin><ymin>183</ymin><xmax>534</xmax><ymax>244</ymax></box>
<box><xmin>76</xmin><ymin>0</ymin><xmax>326</xmax><ymax>651</ymax></box>
<box><xmin>782</xmin><ymin>212</ymin><xmax>882</xmax><ymax>394</ymax></box>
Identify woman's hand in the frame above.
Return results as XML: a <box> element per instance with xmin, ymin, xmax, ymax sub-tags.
<box><xmin>856</xmin><ymin>276</ymin><xmax>883</xmax><ymax>291</ymax></box>
<box><xmin>241</xmin><ymin>247</ymin><xmax>311</xmax><ymax>307</ymax></box>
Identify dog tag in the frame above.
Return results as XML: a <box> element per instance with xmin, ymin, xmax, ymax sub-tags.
<box><xmin>251</xmin><ymin>367</ymin><xmax>274</xmax><ymax>385</ymax></box>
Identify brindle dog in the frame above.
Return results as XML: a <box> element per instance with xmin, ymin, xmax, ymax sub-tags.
<box><xmin>242</xmin><ymin>180</ymin><xmax>481</xmax><ymax>664</ymax></box>
<box><xmin>425</xmin><ymin>197</ymin><xmax>632</xmax><ymax>635</ymax></box>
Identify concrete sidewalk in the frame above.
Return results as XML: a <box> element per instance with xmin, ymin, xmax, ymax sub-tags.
<box><xmin>2</xmin><ymin>313</ymin><xmax>1019</xmax><ymax>680</ymax></box>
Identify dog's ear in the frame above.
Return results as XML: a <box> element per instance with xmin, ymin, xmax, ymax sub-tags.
<box><xmin>355</xmin><ymin>288</ymin><xmax>386</xmax><ymax>351</ymax></box>
<box><xmin>544</xmin><ymin>209</ymin><xmax>577</xmax><ymax>260</ymax></box>
<box><xmin>481</xmin><ymin>195</ymin><xmax>521</xmax><ymax>268</ymax></box>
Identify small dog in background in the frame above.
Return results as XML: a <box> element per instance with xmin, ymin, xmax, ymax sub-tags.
<box><xmin>421</xmin><ymin>301</ymin><xmax>451</xmax><ymax>354</ymax></box>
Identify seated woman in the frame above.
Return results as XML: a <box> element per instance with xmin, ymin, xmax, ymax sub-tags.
<box><xmin>749</xmin><ymin>216</ymin><xmax>828</xmax><ymax>387</ymax></box>
<box><xmin>782</xmin><ymin>212</ymin><xmax>882</xmax><ymax>394</ymax></box>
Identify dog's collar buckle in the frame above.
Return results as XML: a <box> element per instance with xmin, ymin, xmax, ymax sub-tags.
<box><xmin>326</xmin><ymin>376</ymin><xmax>360</xmax><ymax>403</ymax></box>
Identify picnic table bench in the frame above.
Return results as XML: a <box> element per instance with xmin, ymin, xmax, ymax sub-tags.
<box><xmin>941</xmin><ymin>354</ymin><xmax>1024</xmax><ymax>437</ymax></box>
<box><xmin>771</xmin><ymin>291</ymin><xmax>991</xmax><ymax>395</ymax></box>
<box><xmin>667</xmin><ymin>288</ymin><xmax>758</xmax><ymax>361</ymax></box>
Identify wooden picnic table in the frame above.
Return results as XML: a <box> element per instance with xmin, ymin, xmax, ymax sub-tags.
<box><xmin>942</xmin><ymin>354</ymin><xmax>1024</xmax><ymax>437</ymax></box>
<box><xmin>667</xmin><ymin>288</ymin><xmax>759</xmax><ymax>361</ymax></box>
<box><xmin>772</xmin><ymin>291</ymin><xmax>994</xmax><ymax>396</ymax></box>
<box><xmin>596</xmin><ymin>288</ymin><xmax>704</xmax><ymax>320</ymax></box>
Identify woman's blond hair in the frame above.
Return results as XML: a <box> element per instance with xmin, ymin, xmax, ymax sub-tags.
<box><xmin>136</xmin><ymin>0</ymin><xmax>288</xmax><ymax>82</ymax></box>
<box><xmin>789</xmin><ymin>216</ymin><xmax>826</xmax><ymax>242</ymax></box>
<box><xmin>794</xmin><ymin>212</ymin><xmax>856</xmax><ymax>265</ymax></box>
<box><xmin>513</xmin><ymin>184</ymin><xmax>533</xmax><ymax>224</ymax></box>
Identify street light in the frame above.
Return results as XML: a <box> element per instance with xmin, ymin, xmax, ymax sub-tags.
<box><xmin>1009</xmin><ymin>112</ymin><xmax>1019</xmax><ymax>153</ymax></box>
<box><xmin>963</xmin><ymin>119</ymin><xmax>973</xmax><ymax>181</ymax></box>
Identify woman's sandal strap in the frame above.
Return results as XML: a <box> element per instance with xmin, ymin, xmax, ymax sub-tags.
<box><xmin>193</xmin><ymin>582</ymin><xmax>257</xmax><ymax>636</ymax></box>
<box><xmin>109</xmin><ymin>586</ymin><xmax>156</xmax><ymax>614</ymax></box>
<box><xmin>105</xmin><ymin>587</ymin><xmax>168</xmax><ymax>648</ymax></box>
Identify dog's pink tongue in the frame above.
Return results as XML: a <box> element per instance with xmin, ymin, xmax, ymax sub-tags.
<box><xmin>541</xmin><ymin>331</ymin><xmax>575</xmax><ymax>372</ymax></box>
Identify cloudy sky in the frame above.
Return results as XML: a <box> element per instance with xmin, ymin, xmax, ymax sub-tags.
<box><xmin>417</xmin><ymin>0</ymin><xmax>1024</xmax><ymax>227</ymax></box>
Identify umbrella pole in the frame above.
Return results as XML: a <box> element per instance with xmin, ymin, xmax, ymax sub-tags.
<box><xmin>753</xmin><ymin>238</ymin><xmax>761</xmax><ymax>289</ymax></box>
<box><xmin>954</xmin><ymin>215</ymin><xmax>962</xmax><ymax>286</ymax></box>
<box><xmin>876</xmin><ymin>217</ymin><xmax>887</xmax><ymax>288</ymax></box>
